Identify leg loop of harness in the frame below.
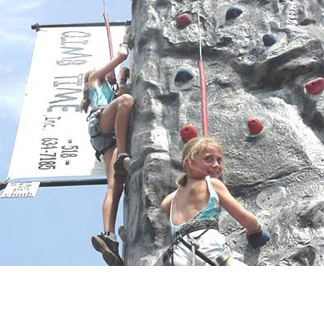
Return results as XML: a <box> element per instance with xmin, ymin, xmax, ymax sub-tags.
<box><xmin>176</xmin><ymin>233</ymin><xmax>217</xmax><ymax>266</ymax></box>
<box><xmin>187</xmin><ymin>235</ymin><xmax>200</xmax><ymax>266</ymax></box>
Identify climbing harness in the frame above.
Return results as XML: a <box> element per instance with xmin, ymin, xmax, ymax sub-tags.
<box><xmin>163</xmin><ymin>220</ymin><xmax>232</xmax><ymax>266</ymax></box>
<box><xmin>197</xmin><ymin>0</ymin><xmax>209</xmax><ymax>137</ymax></box>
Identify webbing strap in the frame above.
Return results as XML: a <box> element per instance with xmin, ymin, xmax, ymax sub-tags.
<box><xmin>178</xmin><ymin>235</ymin><xmax>216</xmax><ymax>265</ymax></box>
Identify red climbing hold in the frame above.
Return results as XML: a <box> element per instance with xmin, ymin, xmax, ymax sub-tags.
<box><xmin>247</xmin><ymin>117</ymin><xmax>264</xmax><ymax>136</ymax></box>
<box><xmin>176</xmin><ymin>12</ymin><xmax>192</xmax><ymax>28</ymax></box>
<box><xmin>304</xmin><ymin>77</ymin><xmax>324</xmax><ymax>95</ymax></box>
<box><xmin>180</xmin><ymin>124</ymin><xmax>198</xmax><ymax>142</ymax></box>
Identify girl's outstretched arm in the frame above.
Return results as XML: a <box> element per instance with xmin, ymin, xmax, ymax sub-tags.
<box><xmin>212</xmin><ymin>178</ymin><xmax>260</xmax><ymax>235</ymax></box>
<box><xmin>89</xmin><ymin>44</ymin><xmax>129</xmax><ymax>82</ymax></box>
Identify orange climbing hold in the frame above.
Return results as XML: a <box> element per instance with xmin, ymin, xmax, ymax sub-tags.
<box><xmin>247</xmin><ymin>117</ymin><xmax>264</xmax><ymax>136</ymax></box>
<box><xmin>180</xmin><ymin>124</ymin><xmax>198</xmax><ymax>142</ymax></box>
<box><xmin>176</xmin><ymin>12</ymin><xmax>192</xmax><ymax>28</ymax></box>
<box><xmin>304</xmin><ymin>77</ymin><xmax>324</xmax><ymax>95</ymax></box>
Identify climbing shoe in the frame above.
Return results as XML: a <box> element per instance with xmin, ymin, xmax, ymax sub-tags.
<box><xmin>114</xmin><ymin>153</ymin><xmax>130</xmax><ymax>182</ymax></box>
<box><xmin>91</xmin><ymin>233</ymin><xmax>124</xmax><ymax>266</ymax></box>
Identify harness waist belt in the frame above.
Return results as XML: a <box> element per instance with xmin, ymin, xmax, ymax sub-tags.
<box><xmin>177</xmin><ymin>235</ymin><xmax>232</xmax><ymax>266</ymax></box>
<box><xmin>176</xmin><ymin>219</ymin><xmax>219</xmax><ymax>237</ymax></box>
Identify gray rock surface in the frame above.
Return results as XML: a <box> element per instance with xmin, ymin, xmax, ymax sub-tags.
<box><xmin>123</xmin><ymin>0</ymin><xmax>324</xmax><ymax>265</ymax></box>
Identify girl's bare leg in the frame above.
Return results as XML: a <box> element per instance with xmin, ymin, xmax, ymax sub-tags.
<box><xmin>102</xmin><ymin>147</ymin><xmax>123</xmax><ymax>233</ymax></box>
<box><xmin>99</xmin><ymin>94</ymin><xmax>134</xmax><ymax>155</ymax></box>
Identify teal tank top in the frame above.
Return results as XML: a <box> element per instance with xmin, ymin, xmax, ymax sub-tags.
<box><xmin>170</xmin><ymin>175</ymin><xmax>221</xmax><ymax>236</ymax></box>
<box><xmin>88</xmin><ymin>82</ymin><xmax>114</xmax><ymax>112</ymax></box>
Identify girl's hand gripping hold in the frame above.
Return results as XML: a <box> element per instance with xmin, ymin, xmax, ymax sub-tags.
<box><xmin>246</xmin><ymin>227</ymin><xmax>271</xmax><ymax>248</ymax></box>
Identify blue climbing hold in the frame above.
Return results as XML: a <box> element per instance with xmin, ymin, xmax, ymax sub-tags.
<box><xmin>263</xmin><ymin>34</ymin><xmax>276</xmax><ymax>47</ymax></box>
<box><xmin>175</xmin><ymin>68</ymin><xmax>194</xmax><ymax>83</ymax></box>
<box><xmin>225</xmin><ymin>7</ymin><xmax>243</xmax><ymax>20</ymax></box>
<box><xmin>247</xmin><ymin>229</ymin><xmax>271</xmax><ymax>248</ymax></box>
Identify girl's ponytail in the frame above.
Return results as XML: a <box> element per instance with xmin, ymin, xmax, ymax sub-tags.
<box><xmin>80</xmin><ymin>70</ymin><xmax>95</xmax><ymax>114</ymax></box>
<box><xmin>177</xmin><ymin>174</ymin><xmax>188</xmax><ymax>187</ymax></box>
<box><xmin>81</xmin><ymin>82</ymin><xmax>90</xmax><ymax>113</ymax></box>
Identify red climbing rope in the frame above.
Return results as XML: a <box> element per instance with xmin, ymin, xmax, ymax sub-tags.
<box><xmin>103</xmin><ymin>11</ymin><xmax>114</xmax><ymax>60</ymax></box>
<box><xmin>198</xmin><ymin>61</ymin><xmax>208</xmax><ymax>137</ymax></box>
<box><xmin>197</xmin><ymin>1</ymin><xmax>208</xmax><ymax>137</ymax></box>
<box><xmin>102</xmin><ymin>1</ymin><xmax>116</xmax><ymax>81</ymax></box>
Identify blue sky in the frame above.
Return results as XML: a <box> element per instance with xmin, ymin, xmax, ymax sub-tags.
<box><xmin>0</xmin><ymin>0</ymin><xmax>131</xmax><ymax>266</ymax></box>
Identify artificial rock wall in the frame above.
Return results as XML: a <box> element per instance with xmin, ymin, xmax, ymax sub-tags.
<box><xmin>123</xmin><ymin>0</ymin><xmax>324</xmax><ymax>266</ymax></box>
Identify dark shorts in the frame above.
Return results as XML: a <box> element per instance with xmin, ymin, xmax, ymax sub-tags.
<box><xmin>87</xmin><ymin>109</ymin><xmax>116</xmax><ymax>161</ymax></box>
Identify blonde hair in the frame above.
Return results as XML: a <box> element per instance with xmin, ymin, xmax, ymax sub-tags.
<box><xmin>177</xmin><ymin>136</ymin><xmax>225</xmax><ymax>186</ymax></box>
<box><xmin>80</xmin><ymin>69</ymin><xmax>95</xmax><ymax>113</ymax></box>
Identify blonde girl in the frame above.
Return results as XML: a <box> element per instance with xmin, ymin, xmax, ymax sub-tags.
<box><xmin>82</xmin><ymin>32</ymin><xmax>134</xmax><ymax>266</ymax></box>
<box><xmin>161</xmin><ymin>137</ymin><xmax>270</xmax><ymax>266</ymax></box>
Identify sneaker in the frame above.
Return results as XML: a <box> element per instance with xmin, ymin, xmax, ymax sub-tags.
<box><xmin>91</xmin><ymin>233</ymin><xmax>124</xmax><ymax>266</ymax></box>
<box><xmin>114</xmin><ymin>153</ymin><xmax>130</xmax><ymax>182</ymax></box>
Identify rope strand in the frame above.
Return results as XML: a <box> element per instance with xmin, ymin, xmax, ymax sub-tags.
<box><xmin>197</xmin><ymin>0</ymin><xmax>203</xmax><ymax>62</ymax></box>
<box><xmin>197</xmin><ymin>0</ymin><xmax>209</xmax><ymax>137</ymax></box>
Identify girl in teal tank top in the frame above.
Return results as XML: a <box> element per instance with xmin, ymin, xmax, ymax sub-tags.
<box><xmin>169</xmin><ymin>175</ymin><xmax>221</xmax><ymax>236</ymax></box>
<box><xmin>88</xmin><ymin>81</ymin><xmax>115</xmax><ymax>112</ymax></box>
<box><xmin>80</xmin><ymin>30</ymin><xmax>135</xmax><ymax>266</ymax></box>
<box><xmin>161</xmin><ymin>137</ymin><xmax>270</xmax><ymax>266</ymax></box>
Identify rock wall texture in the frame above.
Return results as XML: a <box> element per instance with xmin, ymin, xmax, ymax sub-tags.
<box><xmin>123</xmin><ymin>0</ymin><xmax>324</xmax><ymax>266</ymax></box>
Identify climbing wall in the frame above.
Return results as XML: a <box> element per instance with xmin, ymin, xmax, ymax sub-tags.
<box><xmin>124</xmin><ymin>0</ymin><xmax>324</xmax><ymax>265</ymax></box>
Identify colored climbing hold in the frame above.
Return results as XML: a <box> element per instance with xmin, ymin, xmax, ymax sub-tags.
<box><xmin>225</xmin><ymin>7</ymin><xmax>243</xmax><ymax>20</ymax></box>
<box><xmin>247</xmin><ymin>117</ymin><xmax>264</xmax><ymax>136</ymax></box>
<box><xmin>176</xmin><ymin>12</ymin><xmax>192</xmax><ymax>28</ymax></box>
<box><xmin>123</xmin><ymin>156</ymin><xmax>131</xmax><ymax>171</ymax></box>
<box><xmin>263</xmin><ymin>34</ymin><xmax>276</xmax><ymax>47</ymax></box>
<box><xmin>175</xmin><ymin>68</ymin><xmax>194</xmax><ymax>83</ymax></box>
<box><xmin>180</xmin><ymin>124</ymin><xmax>198</xmax><ymax>142</ymax></box>
<box><xmin>304</xmin><ymin>77</ymin><xmax>324</xmax><ymax>95</ymax></box>
<box><xmin>118</xmin><ymin>225</ymin><xmax>128</xmax><ymax>242</ymax></box>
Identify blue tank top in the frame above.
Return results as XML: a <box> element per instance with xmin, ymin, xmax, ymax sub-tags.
<box><xmin>170</xmin><ymin>175</ymin><xmax>221</xmax><ymax>236</ymax></box>
<box><xmin>88</xmin><ymin>82</ymin><xmax>114</xmax><ymax>112</ymax></box>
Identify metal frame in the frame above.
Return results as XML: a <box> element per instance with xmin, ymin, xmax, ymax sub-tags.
<box><xmin>31</xmin><ymin>21</ymin><xmax>131</xmax><ymax>31</ymax></box>
<box><xmin>0</xmin><ymin>178</ymin><xmax>108</xmax><ymax>191</ymax></box>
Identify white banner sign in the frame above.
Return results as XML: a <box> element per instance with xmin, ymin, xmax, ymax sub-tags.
<box><xmin>1</xmin><ymin>182</ymin><xmax>40</xmax><ymax>199</ymax></box>
<box><xmin>8</xmin><ymin>24</ymin><xmax>126</xmax><ymax>181</ymax></box>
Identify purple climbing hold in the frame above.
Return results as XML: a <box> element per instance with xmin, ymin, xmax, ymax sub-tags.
<box><xmin>263</xmin><ymin>34</ymin><xmax>276</xmax><ymax>47</ymax></box>
<box><xmin>225</xmin><ymin>7</ymin><xmax>243</xmax><ymax>20</ymax></box>
<box><xmin>176</xmin><ymin>12</ymin><xmax>192</xmax><ymax>28</ymax></box>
